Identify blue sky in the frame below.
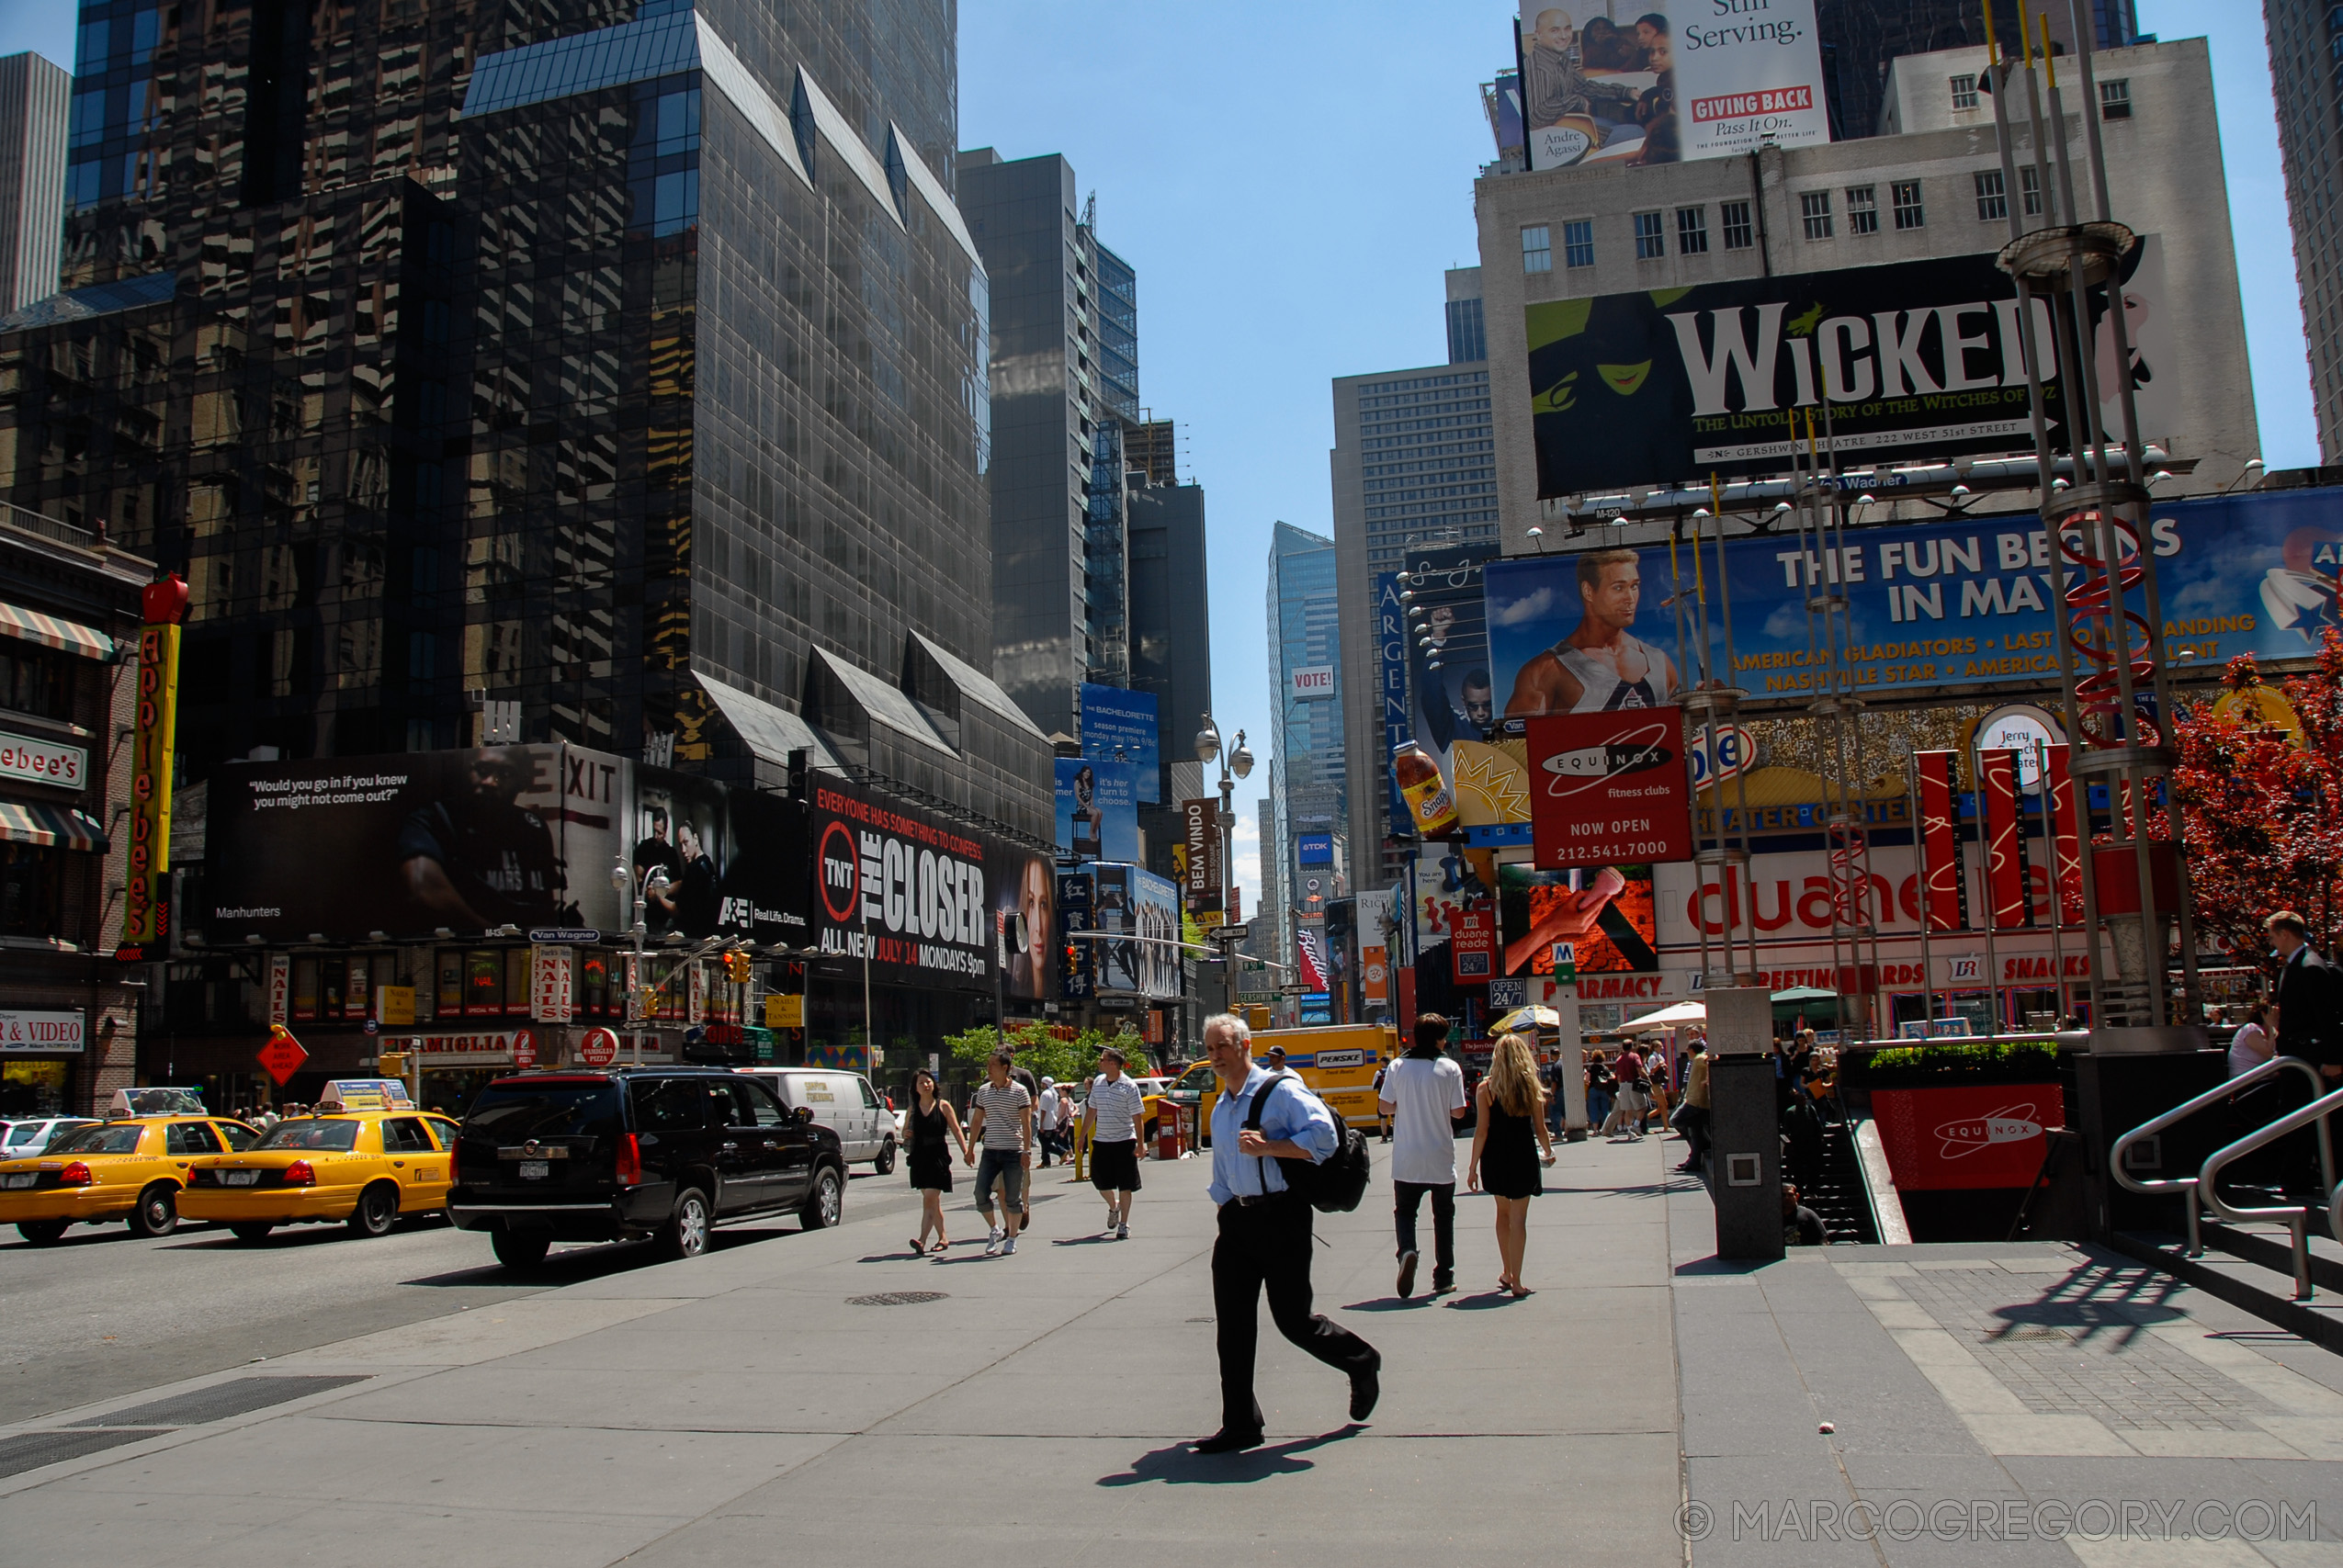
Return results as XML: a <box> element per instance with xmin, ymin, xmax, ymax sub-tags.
<box><xmin>4</xmin><ymin>2</ymin><xmax>2313</xmax><ymax>919</ymax></box>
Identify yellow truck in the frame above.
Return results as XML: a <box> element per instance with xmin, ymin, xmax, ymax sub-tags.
<box><xmin>1167</xmin><ymin>1023</ymin><xmax>1398</xmax><ymax>1146</ymax></box>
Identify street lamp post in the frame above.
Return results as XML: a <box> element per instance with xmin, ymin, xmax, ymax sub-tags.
<box><xmin>615</xmin><ymin>856</ymin><xmax>670</xmax><ymax>1067</ymax></box>
<box><xmin>1194</xmin><ymin>714</ymin><xmax>1253</xmax><ymax>1016</ymax></box>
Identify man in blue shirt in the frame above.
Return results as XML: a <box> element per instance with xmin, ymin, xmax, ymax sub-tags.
<box><xmin>1194</xmin><ymin>1013</ymin><xmax>1380</xmax><ymax>1453</ymax></box>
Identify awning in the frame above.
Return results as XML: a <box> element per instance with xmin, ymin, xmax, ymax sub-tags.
<box><xmin>0</xmin><ymin>800</ymin><xmax>109</xmax><ymax>851</ymax></box>
<box><xmin>0</xmin><ymin>601</ymin><xmax>116</xmax><ymax>662</ymax></box>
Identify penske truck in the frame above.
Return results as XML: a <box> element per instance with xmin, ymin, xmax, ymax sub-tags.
<box><xmin>1166</xmin><ymin>1022</ymin><xmax>1399</xmax><ymax>1146</ymax></box>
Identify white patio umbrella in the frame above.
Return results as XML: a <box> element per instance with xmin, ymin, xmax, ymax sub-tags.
<box><xmin>1617</xmin><ymin>1000</ymin><xmax>1708</xmax><ymax>1032</ymax></box>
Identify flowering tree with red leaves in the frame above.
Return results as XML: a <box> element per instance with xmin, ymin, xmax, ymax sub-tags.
<box><xmin>2170</xmin><ymin>630</ymin><xmax>2343</xmax><ymax>966</ymax></box>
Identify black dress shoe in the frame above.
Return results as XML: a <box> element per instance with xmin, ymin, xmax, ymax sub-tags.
<box><xmin>1193</xmin><ymin>1428</ymin><xmax>1264</xmax><ymax>1454</ymax></box>
<box><xmin>1350</xmin><ymin>1362</ymin><xmax>1381</xmax><ymax>1421</ymax></box>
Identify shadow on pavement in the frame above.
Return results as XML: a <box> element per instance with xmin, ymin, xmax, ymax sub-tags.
<box><xmin>1342</xmin><ymin>1295</ymin><xmax>1439</xmax><ymax>1312</ymax></box>
<box><xmin>1099</xmin><ymin>1424</ymin><xmax>1363</xmax><ymax>1486</ymax></box>
<box><xmin>395</xmin><ymin>1223</ymin><xmax>802</xmax><ymax>1287</ymax></box>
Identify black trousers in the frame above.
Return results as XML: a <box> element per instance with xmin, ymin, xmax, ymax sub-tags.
<box><xmin>1392</xmin><ymin>1179</ymin><xmax>1455</xmax><ymax>1284</ymax></box>
<box><xmin>1212</xmin><ymin>1192</ymin><xmax>1379</xmax><ymax>1434</ymax></box>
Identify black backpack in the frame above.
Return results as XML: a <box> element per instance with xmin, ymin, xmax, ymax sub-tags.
<box><xmin>1243</xmin><ymin>1071</ymin><xmax>1372</xmax><ymax>1213</ymax></box>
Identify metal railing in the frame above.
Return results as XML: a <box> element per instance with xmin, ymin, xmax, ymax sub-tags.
<box><xmin>1</xmin><ymin>502</ymin><xmax>96</xmax><ymax>551</ymax></box>
<box><xmin>2201</xmin><ymin>1082</ymin><xmax>2343</xmax><ymax>1301</ymax></box>
<box><xmin>2111</xmin><ymin>1055</ymin><xmax>2329</xmax><ymax>1260</ymax></box>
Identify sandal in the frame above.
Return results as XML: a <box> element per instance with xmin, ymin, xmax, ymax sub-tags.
<box><xmin>908</xmin><ymin>1238</ymin><xmax>925</xmax><ymax>1256</ymax></box>
<box><xmin>1510</xmin><ymin>1283</ymin><xmax>1535</xmax><ymax>1298</ymax></box>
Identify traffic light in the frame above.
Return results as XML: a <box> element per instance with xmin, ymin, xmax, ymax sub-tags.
<box><xmin>376</xmin><ymin>1051</ymin><xmax>407</xmax><ymax>1077</ymax></box>
<box><xmin>723</xmin><ymin>952</ymin><xmax>752</xmax><ymax>984</ymax></box>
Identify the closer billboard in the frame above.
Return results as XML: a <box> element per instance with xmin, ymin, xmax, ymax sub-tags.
<box><xmin>1486</xmin><ymin>488</ymin><xmax>2343</xmax><ymax>711</ymax></box>
<box><xmin>1515</xmin><ymin>2</ymin><xmax>1829</xmax><ymax>173</ymax></box>
<box><xmin>809</xmin><ymin>777</ymin><xmax>1054</xmax><ymax>1001</ymax></box>
<box><xmin>1524</xmin><ymin>239</ymin><xmax>2171</xmax><ymax>496</ymax></box>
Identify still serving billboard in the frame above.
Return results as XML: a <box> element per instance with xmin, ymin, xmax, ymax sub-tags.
<box><xmin>1515</xmin><ymin>2</ymin><xmax>1829</xmax><ymax>173</ymax></box>
<box><xmin>1525</xmin><ymin>239</ymin><xmax>2171</xmax><ymax>496</ymax></box>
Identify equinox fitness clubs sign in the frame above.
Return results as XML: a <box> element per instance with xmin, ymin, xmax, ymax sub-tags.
<box><xmin>809</xmin><ymin>779</ymin><xmax>1010</xmax><ymax>987</ymax></box>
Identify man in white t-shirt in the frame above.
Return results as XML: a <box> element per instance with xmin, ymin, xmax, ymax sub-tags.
<box><xmin>1036</xmin><ymin>1079</ymin><xmax>1061</xmax><ymax>1167</ymax></box>
<box><xmin>1081</xmin><ymin>1044</ymin><xmax>1147</xmax><ymax>1238</ymax></box>
<box><xmin>1378</xmin><ymin>1011</ymin><xmax>1469</xmax><ymax>1297</ymax></box>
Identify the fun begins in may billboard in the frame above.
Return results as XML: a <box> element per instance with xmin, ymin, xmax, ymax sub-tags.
<box><xmin>1483</xmin><ymin>490</ymin><xmax>2343</xmax><ymax>713</ymax></box>
<box><xmin>1525</xmin><ymin>240</ymin><xmax>2172</xmax><ymax>497</ymax></box>
<box><xmin>1515</xmin><ymin>1</ymin><xmax>1829</xmax><ymax>172</ymax></box>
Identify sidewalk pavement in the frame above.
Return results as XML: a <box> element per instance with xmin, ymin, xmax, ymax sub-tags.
<box><xmin>4</xmin><ymin>1134</ymin><xmax>2342</xmax><ymax>1567</ymax></box>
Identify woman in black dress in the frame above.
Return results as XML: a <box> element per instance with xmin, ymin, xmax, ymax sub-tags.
<box><xmin>906</xmin><ymin>1067</ymin><xmax>969</xmax><ymax>1256</ymax></box>
<box><xmin>1468</xmin><ymin>1032</ymin><xmax>1557</xmax><ymax>1297</ymax></box>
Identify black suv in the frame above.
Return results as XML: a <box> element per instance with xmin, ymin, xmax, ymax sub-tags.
<box><xmin>447</xmin><ymin>1067</ymin><xmax>846</xmax><ymax>1269</ymax></box>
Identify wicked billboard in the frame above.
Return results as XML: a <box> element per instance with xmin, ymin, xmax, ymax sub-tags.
<box><xmin>808</xmin><ymin>776</ymin><xmax>1054</xmax><ymax>1001</ymax></box>
<box><xmin>1525</xmin><ymin>238</ymin><xmax>2171</xmax><ymax>496</ymax></box>
<box><xmin>204</xmin><ymin>746</ymin><xmax>812</xmax><ymax>948</ymax></box>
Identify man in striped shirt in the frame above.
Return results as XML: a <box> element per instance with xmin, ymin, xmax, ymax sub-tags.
<box><xmin>1081</xmin><ymin>1044</ymin><xmax>1147</xmax><ymax>1239</ymax></box>
<box><xmin>967</xmin><ymin>1049</ymin><xmax>1034</xmax><ymax>1256</ymax></box>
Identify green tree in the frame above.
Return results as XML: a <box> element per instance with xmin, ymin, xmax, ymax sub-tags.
<box><xmin>943</xmin><ymin>1021</ymin><xmax>1147</xmax><ymax>1086</ymax></box>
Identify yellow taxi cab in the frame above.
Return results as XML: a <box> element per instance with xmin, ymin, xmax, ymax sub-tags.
<box><xmin>180</xmin><ymin>1110</ymin><xmax>461</xmax><ymax>1242</ymax></box>
<box><xmin>1174</xmin><ymin>1024</ymin><xmax>1398</xmax><ymax>1147</ymax></box>
<box><xmin>0</xmin><ymin>1115</ymin><xmax>260</xmax><ymax>1245</ymax></box>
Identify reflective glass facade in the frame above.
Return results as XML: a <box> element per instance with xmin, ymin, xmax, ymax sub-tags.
<box><xmin>1267</xmin><ymin>520</ymin><xmax>1341</xmax><ymax>964</ymax></box>
<box><xmin>0</xmin><ymin>0</ymin><xmax>1047</xmax><ymax>843</ymax></box>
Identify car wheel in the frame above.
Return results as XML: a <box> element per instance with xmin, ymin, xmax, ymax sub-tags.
<box><xmin>872</xmin><ymin>1137</ymin><xmax>896</xmax><ymax>1176</ymax></box>
<box><xmin>17</xmin><ymin>1220</ymin><xmax>67</xmax><ymax>1246</ymax></box>
<box><xmin>800</xmin><ymin>1163</ymin><xmax>843</xmax><ymax>1230</ymax></box>
<box><xmin>130</xmin><ymin>1182</ymin><xmax>178</xmax><ymax>1238</ymax></box>
<box><xmin>492</xmin><ymin>1229</ymin><xmax>551</xmax><ymax>1269</ymax></box>
<box><xmin>345</xmin><ymin>1181</ymin><xmax>399</xmax><ymax>1238</ymax></box>
<box><xmin>664</xmin><ymin>1188</ymin><xmax>710</xmax><ymax>1259</ymax></box>
<box><xmin>229</xmin><ymin>1223</ymin><xmax>275</xmax><ymax>1243</ymax></box>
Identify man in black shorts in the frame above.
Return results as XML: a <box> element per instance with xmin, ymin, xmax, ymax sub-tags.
<box><xmin>1081</xmin><ymin>1045</ymin><xmax>1147</xmax><ymax>1238</ymax></box>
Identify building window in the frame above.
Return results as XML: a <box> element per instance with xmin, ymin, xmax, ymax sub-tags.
<box><xmin>1800</xmin><ymin>190</ymin><xmax>1833</xmax><ymax>240</ymax></box>
<box><xmin>1975</xmin><ymin>168</ymin><xmax>2008</xmax><ymax>221</ymax></box>
<box><xmin>1634</xmin><ymin>210</ymin><xmax>1666</xmax><ymax>259</ymax></box>
<box><xmin>1522</xmin><ymin>224</ymin><xmax>1553</xmax><ymax>273</ymax></box>
<box><xmin>2020</xmin><ymin>164</ymin><xmax>2043</xmax><ymax>217</ymax></box>
<box><xmin>0</xmin><ymin>643</ymin><xmax>69</xmax><ymax>720</ymax></box>
<box><xmin>1892</xmin><ymin>180</ymin><xmax>1925</xmax><ymax>230</ymax></box>
<box><xmin>1720</xmin><ymin>199</ymin><xmax>1754</xmax><ymax>250</ymax></box>
<box><xmin>1675</xmin><ymin>206</ymin><xmax>1708</xmax><ymax>254</ymax></box>
<box><xmin>2100</xmin><ymin>78</ymin><xmax>2132</xmax><ymax>119</ymax></box>
<box><xmin>1562</xmin><ymin>219</ymin><xmax>1595</xmax><ymax>268</ymax></box>
<box><xmin>1847</xmin><ymin>186</ymin><xmax>1878</xmax><ymax>234</ymax></box>
<box><xmin>1950</xmin><ymin>73</ymin><xmax>1979</xmax><ymax>109</ymax></box>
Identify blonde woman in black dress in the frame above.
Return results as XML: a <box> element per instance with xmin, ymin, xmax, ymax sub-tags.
<box><xmin>1467</xmin><ymin>1032</ymin><xmax>1557</xmax><ymax>1297</ymax></box>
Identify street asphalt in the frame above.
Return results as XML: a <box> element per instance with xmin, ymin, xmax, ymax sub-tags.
<box><xmin>6</xmin><ymin>1133</ymin><xmax>2343</xmax><ymax>1567</ymax></box>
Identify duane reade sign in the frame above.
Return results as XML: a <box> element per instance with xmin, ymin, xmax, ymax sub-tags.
<box><xmin>1290</xmin><ymin>665</ymin><xmax>1336</xmax><ymax>700</ymax></box>
<box><xmin>0</xmin><ymin>1010</ymin><xmax>85</xmax><ymax>1053</ymax></box>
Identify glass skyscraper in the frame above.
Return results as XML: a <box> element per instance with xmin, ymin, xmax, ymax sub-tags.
<box><xmin>1266</xmin><ymin>519</ymin><xmax>1342</xmax><ymax>979</ymax></box>
<box><xmin>0</xmin><ymin>0</ymin><xmax>1048</xmax><ymax>840</ymax></box>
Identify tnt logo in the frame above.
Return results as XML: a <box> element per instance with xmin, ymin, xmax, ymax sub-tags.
<box><xmin>1933</xmin><ymin>1103</ymin><xmax>2045</xmax><ymax>1160</ymax></box>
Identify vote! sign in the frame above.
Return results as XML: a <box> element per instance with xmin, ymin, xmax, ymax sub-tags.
<box><xmin>1525</xmin><ymin>709</ymin><xmax>1695</xmax><ymax>870</ymax></box>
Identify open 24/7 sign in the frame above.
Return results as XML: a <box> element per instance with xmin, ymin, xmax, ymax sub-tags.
<box><xmin>1525</xmin><ymin>710</ymin><xmax>1695</xmax><ymax>870</ymax></box>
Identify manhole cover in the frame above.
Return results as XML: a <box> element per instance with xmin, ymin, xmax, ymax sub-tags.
<box><xmin>1186</xmin><ymin>1316</ymin><xmax>1215</xmax><ymax>1323</ymax></box>
<box><xmin>1994</xmin><ymin>1325</ymin><xmax>2075</xmax><ymax>1341</ymax></box>
<box><xmin>848</xmin><ymin>1291</ymin><xmax>948</xmax><ymax>1307</ymax></box>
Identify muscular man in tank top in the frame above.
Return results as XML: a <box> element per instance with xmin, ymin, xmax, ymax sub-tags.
<box><xmin>1506</xmin><ymin>548</ymin><xmax>1680</xmax><ymax>715</ymax></box>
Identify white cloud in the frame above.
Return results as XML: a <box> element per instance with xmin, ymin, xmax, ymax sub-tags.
<box><xmin>1489</xmin><ymin>584</ymin><xmax>1556</xmax><ymax>627</ymax></box>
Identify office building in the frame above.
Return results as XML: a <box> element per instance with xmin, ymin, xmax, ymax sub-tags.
<box><xmin>0</xmin><ymin>1</ymin><xmax>1061</xmax><ymax>1088</ymax></box>
<box><xmin>1127</xmin><ymin>474</ymin><xmax>1212</xmax><ymax>867</ymax></box>
<box><xmin>1329</xmin><ymin>267</ymin><xmax>1497</xmax><ymax>890</ymax></box>
<box><xmin>0</xmin><ymin>52</ymin><xmax>68</xmax><ymax>316</ymax></box>
<box><xmin>2269</xmin><ymin>0</ymin><xmax>2343</xmax><ymax>462</ymax></box>
<box><xmin>957</xmin><ymin>151</ymin><xmax>1139</xmax><ymax>738</ymax></box>
<box><xmin>1266</xmin><ymin>520</ymin><xmax>1343</xmax><ymax>982</ymax></box>
<box><xmin>1476</xmin><ymin>38</ymin><xmax>2257</xmax><ymax>549</ymax></box>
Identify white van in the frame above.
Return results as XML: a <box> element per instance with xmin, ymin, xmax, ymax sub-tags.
<box><xmin>736</xmin><ymin>1068</ymin><xmax>896</xmax><ymax>1172</ymax></box>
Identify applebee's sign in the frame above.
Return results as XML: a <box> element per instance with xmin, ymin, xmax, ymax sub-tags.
<box><xmin>0</xmin><ymin>731</ymin><xmax>86</xmax><ymax>789</ymax></box>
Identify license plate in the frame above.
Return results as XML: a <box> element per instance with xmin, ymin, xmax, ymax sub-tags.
<box><xmin>221</xmin><ymin>1169</ymin><xmax>261</xmax><ymax>1186</ymax></box>
<box><xmin>518</xmin><ymin>1161</ymin><xmax>550</xmax><ymax>1180</ymax></box>
<box><xmin>2</xmin><ymin>1172</ymin><xmax>34</xmax><ymax>1190</ymax></box>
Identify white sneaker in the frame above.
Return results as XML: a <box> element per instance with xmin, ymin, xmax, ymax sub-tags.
<box><xmin>1115</xmin><ymin>1222</ymin><xmax>1129</xmax><ymax>1241</ymax></box>
<box><xmin>984</xmin><ymin>1226</ymin><xmax>1002</xmax><ymax>1256</ymax></box>
<box><xmin>1002</xmin><ymin>1235</ymin><xmax>1018</xmax><ymax>1256</ymax></box>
